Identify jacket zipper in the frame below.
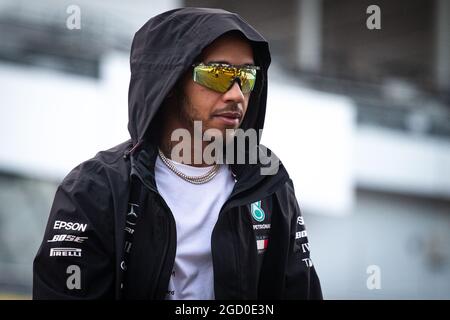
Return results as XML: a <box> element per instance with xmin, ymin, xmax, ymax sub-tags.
<box><xmin>132</xmin><ymin>172</ymin><xmax>177</xmax><ymax>299</ymax></box>
<box><xmin>153</xmin><ymin>193</ymin><xmax>177</xmax><ymax>299</ymax></box>
<box><xmin>136</xmin><ymin>169</ymin><xmax>247</xmax><ymax>299</ymax></box>
<box><xmin>133</xmin><ymin>167</ymin><xmax>282</xmax><ymax>299</ymax></box>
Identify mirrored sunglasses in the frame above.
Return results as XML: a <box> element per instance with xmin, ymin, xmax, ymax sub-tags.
<box><xmin>192</xmin><ymin>62</ymin><xmax>260</xmax><ymax>94</ymax></box>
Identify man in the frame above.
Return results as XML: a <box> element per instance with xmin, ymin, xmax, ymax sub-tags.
<box><xmin>33</xmin><ymin>7</ymin><xmax>322</xmax><ymax>300</ymax></box>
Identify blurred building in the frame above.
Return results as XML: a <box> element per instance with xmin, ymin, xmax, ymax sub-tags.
<box><xmin>0</xmin><ymin>0</ymin><xmax>449</xmax><ymax>299</ymax></box>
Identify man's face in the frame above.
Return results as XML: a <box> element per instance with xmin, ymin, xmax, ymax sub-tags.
<box><xmin>178</xmin><ymin>33</ymin><xmax>255</xmax><ymax>140</ymax></box>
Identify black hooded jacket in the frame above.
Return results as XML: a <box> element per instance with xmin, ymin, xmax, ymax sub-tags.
<box><xmin>33</xmin><ymin>7</ymin><xmax>322</xmax><ymax>300</ymax></box>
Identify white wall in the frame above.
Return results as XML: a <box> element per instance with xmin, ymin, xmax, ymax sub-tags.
<box><xmin>0</xmin><ymin>54</ymin><xmax>130</xmax><ymax>181</ymax></box>
<box><xmin>355</xmin><ymin>126</ymin><xmax>450</xmax><ymax>199</ymax></box>
<box><xmin>262</xmin><ymin>82</ymin><xmax>356</xmax><ymax>215</ymax></box>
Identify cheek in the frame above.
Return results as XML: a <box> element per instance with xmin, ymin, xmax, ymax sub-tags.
<box><xmin>188</xmin><ymin>85</ymin><xmax>219</xmax><ymax>117</ymax></box>
<box><xmin>242</xmin><ymin>94</ymin><xmax>251</xmax><ymax>115</ymax></box>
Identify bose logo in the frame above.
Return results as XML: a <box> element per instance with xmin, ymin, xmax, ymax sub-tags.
<box><xmin>54</xmin><ymin>220</ymin><xmax>87</xmax><ymax>232</ymax></box>
<box><xmin>47</xmin><ymin>234</ymin><xmax>88</xmax><ymax>243</ymax></box>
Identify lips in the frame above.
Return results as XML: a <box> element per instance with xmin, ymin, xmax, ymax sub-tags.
<box><xmin>213</xmin><ymin>111</ymin><xmax>242</xmax><ymax>126</ymax></box>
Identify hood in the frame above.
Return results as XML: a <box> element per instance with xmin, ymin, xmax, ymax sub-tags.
<box><xmin>127</xmin><ymin>7</ymin><xmax>271</xmax><ymax>149</ymax></box>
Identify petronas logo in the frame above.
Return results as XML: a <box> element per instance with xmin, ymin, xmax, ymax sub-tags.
<box><xmin>251</xmin><ymin>200</ymin><xmax>265</xmax><ymax>222</ymax></box>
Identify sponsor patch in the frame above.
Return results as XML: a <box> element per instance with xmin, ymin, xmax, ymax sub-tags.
<box><xmin>53</xmin><ymin>220</ymin><xmax>87</xmax><ymax>232</ymax></box>
<box><xmin>47</xmin><ymin>234</ymin><xmax>88</xmax><ymax>243</ymax></box>
<box><xmin>49</xmin><ymin>248</ymin><xmax>82</xmax><ymax>257</ymax></box>
<box><xmin>251</xmin><ymin>200</ymin><xmax>265</xmax><ymax>222</ymax></box>
<box><xmin>256</xmin><ymin>239</ymin><xmax>269</xmax><ymax>251</ymax></box>
<box><xmin>253</xmin><ymin>223</ymin><xmax>271</xmax><ymax>230</ymax></box>
<box><xmin>295</xmin><ymin>230</ymin><xmax>307</xmax><ymax>239</ymax></box>
<box><xmin>250</xmin><ymin>200</ymin><xmax>271</xmax><ymax>255</ymax></box>
<box><xmin>302</xmin><ymin>258</ymin><xmax>313</xmax><ymax>267</ymax></box>
<box><xmin>301</xmin><ymin>242</ymin><xmax>310</xmax><ymax>253</ymax></box>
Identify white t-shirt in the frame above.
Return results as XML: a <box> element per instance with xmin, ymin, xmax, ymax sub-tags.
<box><xmin>155</xmin><ymin>155</ymin><xmax>235</xmax><ymax>300</ymax></box>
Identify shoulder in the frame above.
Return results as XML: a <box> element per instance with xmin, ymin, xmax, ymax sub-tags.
<box><xmin>256</xmin><ymin>143</ymin><xmax>291</xmax><ymax>183</ymax></box>
<box><xmin>54</xmin><ymin>140</ymin><xmax>133</xmax><ymax>218</ymax></box>
<box><xmin>47</xmin><ymin>141</ymin><xmax>133</xmax><ymax>243</ymax></box>
<box><xmin>256</xmin><ymin>144</ymin><xmax>300</xmax><ymax>203</ymax></box>
<box><xmin>62</xmin><ymin>139</ymin><xmax>132</xmax><ymax>187</ymax></box>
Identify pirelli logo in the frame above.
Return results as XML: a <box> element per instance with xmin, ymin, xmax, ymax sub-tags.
<box><xmin>50</xmin><ymin>248</ymin><xmax>82</xmax><ymax>257</ymax></box>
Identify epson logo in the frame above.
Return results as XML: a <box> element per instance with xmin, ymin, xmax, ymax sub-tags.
<box><xmin>47</xmin><ymin>234</ymin><xmax>88</xmax><ymax>243</ymax></box>
<box><xmin>54</xmin><ymin>220</ymin><xmax>87</xmax><ymax>232</ymax></box>
<box><xmin>50</xmin><ymin>248</ymin><xmax>82</xmax><ymax>257</ymax></box>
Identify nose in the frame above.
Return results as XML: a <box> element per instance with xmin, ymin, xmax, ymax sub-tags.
<box><xmin>222</xmin><ymin>80</ymin><xmax>245</xmax><ymax>104</ymax></box>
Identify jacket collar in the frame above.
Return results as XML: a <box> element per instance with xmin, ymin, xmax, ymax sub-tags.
<box><xmin>128</xmin><ymin>140</ymin><xmax>289</xmax><ymax>198</ymax></box>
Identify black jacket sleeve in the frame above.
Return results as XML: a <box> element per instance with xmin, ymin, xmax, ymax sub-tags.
<box><xmin>284</xmin><ymin>179</ymin><xmax>323</xmax><ymax>299</ymax></box>
<box><xmin>33</xmin><ymin>162</ymin><xmax>116</xmax><ymax>299</ymax></box>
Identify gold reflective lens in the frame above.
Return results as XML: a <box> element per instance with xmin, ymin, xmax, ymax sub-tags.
<box><xmin>192</xmin><ymin>63</ymin><xmax>259</xmax><ymax>94</ymax></box>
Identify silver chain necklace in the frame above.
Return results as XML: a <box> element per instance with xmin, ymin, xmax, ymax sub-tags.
<box><xmin>158</xmin><ymin>149</ymin><xmax>220</xmax><ymax>184</ymax></box>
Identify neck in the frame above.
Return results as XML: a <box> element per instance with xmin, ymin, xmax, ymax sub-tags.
<box><xmin>159</xmin><ymin>124</ymin><xmax>216</xmax><ymax>168</ymax></box>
